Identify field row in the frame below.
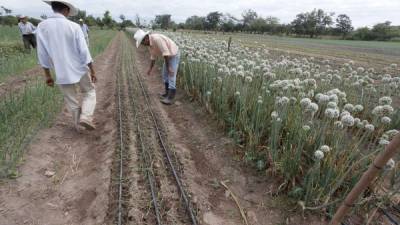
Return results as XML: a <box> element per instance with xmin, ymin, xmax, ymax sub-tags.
<box><xmin>0</xmin><ymin>29</ymin><xmax>116</xmax><ymax>178</ymax></box>
<box><xmin>167</xmin><ymin>31</ymin><xmax>400</xmax><ymax>218</ymax></box>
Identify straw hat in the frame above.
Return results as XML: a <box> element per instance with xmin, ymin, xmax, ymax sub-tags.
<box><xmin>43</xmin><ymin>0</ymin><xmax>79</xmax><ymax>17</ymax></box>
<box><xmin>19</xmin><ymin>15</ymin><xmax>28</xmax><ymax>19</ymax></box>
<box><xmin>133</xmin><ymin>29</ymin><xmax>150</xmax><ymax>48</ymax></box>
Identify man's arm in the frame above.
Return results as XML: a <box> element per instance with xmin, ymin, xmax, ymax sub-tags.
<box><xmin>43</xmin><ymin>68</ymin><xmax>54</xmax><ymax>87</ymax></box>
<box><xmin>36</xmin><ymin>27</ymin><xmax>54</xmax><ymax>87</ymax></box>
<box><xmin>88</xmin><ymin>62</ymin><xmax>96</xmax><ymax>83</ymax></box>
<box><xmin>147</xmin><ymin>60</ymin><xmax>155</xmax><ymax>75</ymax></box>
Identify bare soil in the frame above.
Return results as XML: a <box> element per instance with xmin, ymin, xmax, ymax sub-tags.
<box><xmin>0</xmin><ymin>33</ymin><xmax>122</xmax><ymax>225</ymax></box>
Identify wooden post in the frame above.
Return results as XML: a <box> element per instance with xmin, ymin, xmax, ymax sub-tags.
<box><xmin>228</xmin><ymin>36</ymin><xmax>232</xmax><ymax>52</ymax></box>
<box><xmin>330</xmin><ymin>133</ymin><xmax>400</xmax><ymax>225</ymax></box>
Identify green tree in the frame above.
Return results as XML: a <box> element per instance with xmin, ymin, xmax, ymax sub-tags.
<box><xmin>154</xmin><ymin>14</ymin><xmax>171</xmax><ymax>30</ymax></box>
<box><xmin>70</xmin><ymin>10</ymin><xmax>86</xmax><ymax>23</ymax></box>
<box><xmin>85</xmin><ymin>15</ymin><xmax>97</xmax><ymax>26</ymax></box>
<box><xmin>220</xmin><ymin>14</ymin><xmax>238</xmax><ymax>32</ymax></box>
<box><xmin>249</xmin><ymin>18</ymin><xmax>267</xmax><ymax>33</ymax></box>
<box><xmin>242</xmin><ymin>9</ymin><xmax>258</xmax><ymax>29</ymax></box>
<box><xmin>135</xmin><ymin>14</ymin><xmax>142</xmax><ymax>28</ymax></box>
<box><xmin>102</xmin><ymin>10</ymin><xmax>113</xmax><ymax>29</ymax></box>
<box><xmin>336</xmin><ymin>14</ymin><xmax>353</xmax><ymax>39</ymax></box>
<box><xmin>205</xmin><ymin>11</ymin><xmax>222</xmax><ymax>30</ymax></box>
<box><xmin>185</xmin><ymin>15</ymin><xmax>206</xmax><ymax>30</ymax></box>
<box><xmin>96</xmin><ymin>17</ymin><xmax>104</xmax><ymax>29</ymax></box>
<box><xmin>291</xmin><ymin>9</ymin><xmax>334</xmax><ymax>38</ymax></box>
<box><xmin>372</xmin><ymin>21</ymin><xmax>395</xmax><ymax>41</ymax></box>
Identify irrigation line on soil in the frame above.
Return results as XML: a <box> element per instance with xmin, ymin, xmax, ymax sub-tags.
<box><xmin>131</xmin><ymin>47</ymin><xmax>198</xmax><ymax>225</ymax></box>
<box><xmin>116</xmin><ymin>57</ymin><xmax>124</xmax><ymax>225</ymax></box>
<box><xmin>381</xmin><ymin>209</ymin><xmax>399</xmax><ymax>225</ymax></box>
<box><xmin>124</xmin><ymin>44</ymin><xmax>163</xmax><ymax>225</ymax></box>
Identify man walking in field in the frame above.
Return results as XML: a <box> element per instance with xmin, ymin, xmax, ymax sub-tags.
<box><xmin>79</xmin><ymin>18</ymin><xmax>90</xmax><ymax>46</ymax></box>
<box><xmin>36</xmin><ymin>0</ymin><xmax>97</xmax><ymax>131</ymax></box>
<box><xmin>18</xmin><ymin>15</ymin><xmax>37</xmax><ymax>50</ymax></box>
<box><xmin>134</xmin><ymin>29</ymin><xmax>180</xmax><ymax>105</ymax></box>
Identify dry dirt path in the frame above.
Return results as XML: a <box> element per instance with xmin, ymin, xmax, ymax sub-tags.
<box><xmin>0</xmin><ymin>33</ymin><xmax>122</xmax><ymax>225</ymax></box>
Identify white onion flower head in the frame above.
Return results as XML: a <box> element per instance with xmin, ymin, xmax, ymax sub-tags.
<box><xmin>302</xmin><ymin>125</ymin><xmax>311</xmax><ymax>132</ymax></box>
<box><xmin>372</xmin><ymin>106</ymin><xmax>384</xmax><ymax>117</ymax></box>
<box><xmin>325</xmin><ymin>108</ymin><xmax>339</xmax><ymax>119</ymax></box>
<box><xmin>356</xmin><ymin>121</ymin><xmax>364</xmax><ymax>129</ymax></box>
<box><xmin>365</xmin><ymin>124</ymin><xmax>375</xmax><ymax>132</ymax></box>
<box><xmin>379</xmin><ymin>139</ymin><xmax>390</xmax><ymax>146</ymax></box>
<box><xmin>382</xmin><ymin>105</ymin><xmax>394</xmax><ymax>115</ymax></box>
<box><xmin>278</xmin><ymin>97</ymin><xmax>290</xmax><ymax>106</ymax></box>
<box><xmin>314</xmin><ymin>150</ymin><xmax>324</xmax><ymax>160</ymax></box>
<box><xmin>271</xmin><ymin>111</ymin><xmax>279</xmax><ymax>119</ymax></box>
<box><xmin>235</xmin><ymin>91</ymin><xmax>240</xmax><ymax>96</ymax></box>
<box><xmin>257</xmin><ymin>99</ymin><xmax>263</xmax><ymax>104</ymax></box>
<box><xmin>341</xmin><ymin>115</ymin><xmax>355</xmax><ymax>127</ymax></box>
<box><xmin>306</xmin><ymin>103</ymin><xmax>319</xmax><ymax>113</ymax></box>
<box><xmin>206</xmin><ymin>91</ymin><xmax>212</xmax><ymax>96</ymax></box>
<box><xmin>245</xmin><ymin>76</ymin><xmax>253</xmax><ymax>83</ymax></box>
<box><xmin>354</xmin><ymin>105</ymin><xmax>364</xmax><ymax>113</ymax></box>
<box><xmin>379</xmin><ymin>96</ymin><xmax>392</xmax><ymax>105</ymax></box>
<box><xmin>334</xmin><ymin>121</ymin><xmax>344</xmax><ymax>129</ymax></box>
<box><xmin>340</xmin><ymin>111</ymin><xmax>351</xmax><ymax>118</ymax></box>
<box><xmin>385</xmin><ymin>158</ymin><xmax>396</xmax><ymax>171</ymax></box>
<box><xmin>320</xmin><ymin>145</ymin><xmax>330</xmax><ymax>153</ymax></box>
<box><xmin>381</xmin><ymin>116</ymin><xmax>392</xmax><ymax>125</ymax></box>
<box><xmin>327</xmin><ymin>101</ymin><xmax>337</xmax><ymax>109</ymax></box>
<box><xmin>344</xmin><ymin>104</ymin><xmax>355</xmax><ymax>112</ymax></box>
<box><xmin>385</xmin><ymin>130</ymin><xmax>399</xmax><ymax>139</ymax></box>
<box><xmin>300</xmin><ymin>98</ymin><xmax>312</xmax><ymax>108</ymax></box>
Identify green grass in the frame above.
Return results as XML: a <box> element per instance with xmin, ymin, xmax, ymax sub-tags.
<box><xmin>0</xmin><ymin>28</ymin><xmax>116</xmax><ymax>179</ymax></box>
<box><xmin>0</xmin><ymin>26</ymin><xmax>116</xmax><ymax>83</ymax></box>
<box><xmin>0</xmin><ymin>80</ymin><xmax>63</xmax><ymax>178</ymax></box>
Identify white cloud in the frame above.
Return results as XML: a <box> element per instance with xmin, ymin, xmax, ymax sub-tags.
<box><xmin>2</xmin><ymin>0</ymin><xmax>399</xmax><ymax>28</ymax></box>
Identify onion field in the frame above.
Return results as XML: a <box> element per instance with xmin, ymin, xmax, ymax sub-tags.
<box><xmin>164</xmin><ymin>31</ymin><xmax>400</xmax><ymax>217</ymax></box>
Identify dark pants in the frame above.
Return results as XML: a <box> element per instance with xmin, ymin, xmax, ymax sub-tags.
<box><xmin>22</xmin><ymin>34</ymin><xmax>36</xmax><ymax>50</ymax></box>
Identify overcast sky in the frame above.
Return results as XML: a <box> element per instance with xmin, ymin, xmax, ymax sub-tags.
<box><xmin>2</xmin><ymin>0</ymin><xmax>399</xmax><ymax>28</ymax></box>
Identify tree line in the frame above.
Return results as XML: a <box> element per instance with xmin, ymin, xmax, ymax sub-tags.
<box><xmin>0</xmin><ymin>6</ymin><xmax>136</xmax><ymax>31</ymax></box>
<box><xmin>151</xmin><ymin>9</ymin><xmax>400</xmax><ymax>41</ymax></box>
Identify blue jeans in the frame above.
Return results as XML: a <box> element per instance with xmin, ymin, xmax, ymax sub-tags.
<box><xmin>162</xmin><ymin>52</ymin><xmax>180</xmax><ymax>90</ymax></box>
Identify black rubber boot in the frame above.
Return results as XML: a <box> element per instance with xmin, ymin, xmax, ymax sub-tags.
<box><xmin>161</xmin><ymin>89</ymin><xmax>176</xmax><ymax>105</ymax></box>
<box><xmin>159</xmin><ymin>82</ymin><xmax>169</xmax><ymax>98</ymax></box>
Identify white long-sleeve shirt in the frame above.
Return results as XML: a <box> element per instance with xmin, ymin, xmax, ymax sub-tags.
<box><xmin>80</xmin><ymin>24</ymin><xmax>89</xmax><ymax>38</ymax></box>
<box><xmin>18</xmin><ymin>22</ymin><xmax>36</xmax><ymax>35</ymax></box>
<box><xmin>36</xmin><ymin>13</ymin><xmax>93</xmax><ymax>85</ymax></box>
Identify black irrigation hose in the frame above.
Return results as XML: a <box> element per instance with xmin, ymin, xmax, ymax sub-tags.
<box><xmin>116</xmin><ymin>58</ymin><xmax>124</xmax><ymax>225</ymax></box>
<box><xmin>381</xmin><ymin>209</ymin><xmax>400</xmax><ymax>225</ymax></box>
<box><xmin>124</xmin><ymin>49</ymin><xmax>163</xmax><ymax>225</ymax></box>
<box><xmin>132</xmin><ymin>53</ymin><xmax>198</xmax><ymax>225</ymax></box>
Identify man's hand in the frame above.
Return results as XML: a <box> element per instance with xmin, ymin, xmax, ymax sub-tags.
<box><xmin>87</xmin><ymin>62</ymin><xmax>97</xmax><ymax>83</ymax></box>
<box><xmin>90</xmin><ymin>71</ymin><xmax>97</xmax><ymax>83</ymax></box>
<box><xmin>46</xmin><ymin>77</ymin><xmax>54</xmax><ymax>87</ymax></box>
<box><xmin>168</xmin><ymin>66</ymin><xmax>174</xmax><ymax>77</ymax></box>
<box><xmin>43</xmin><ymin>68</ymin><xmax>54</xmax><ymax>87</ymax></box>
